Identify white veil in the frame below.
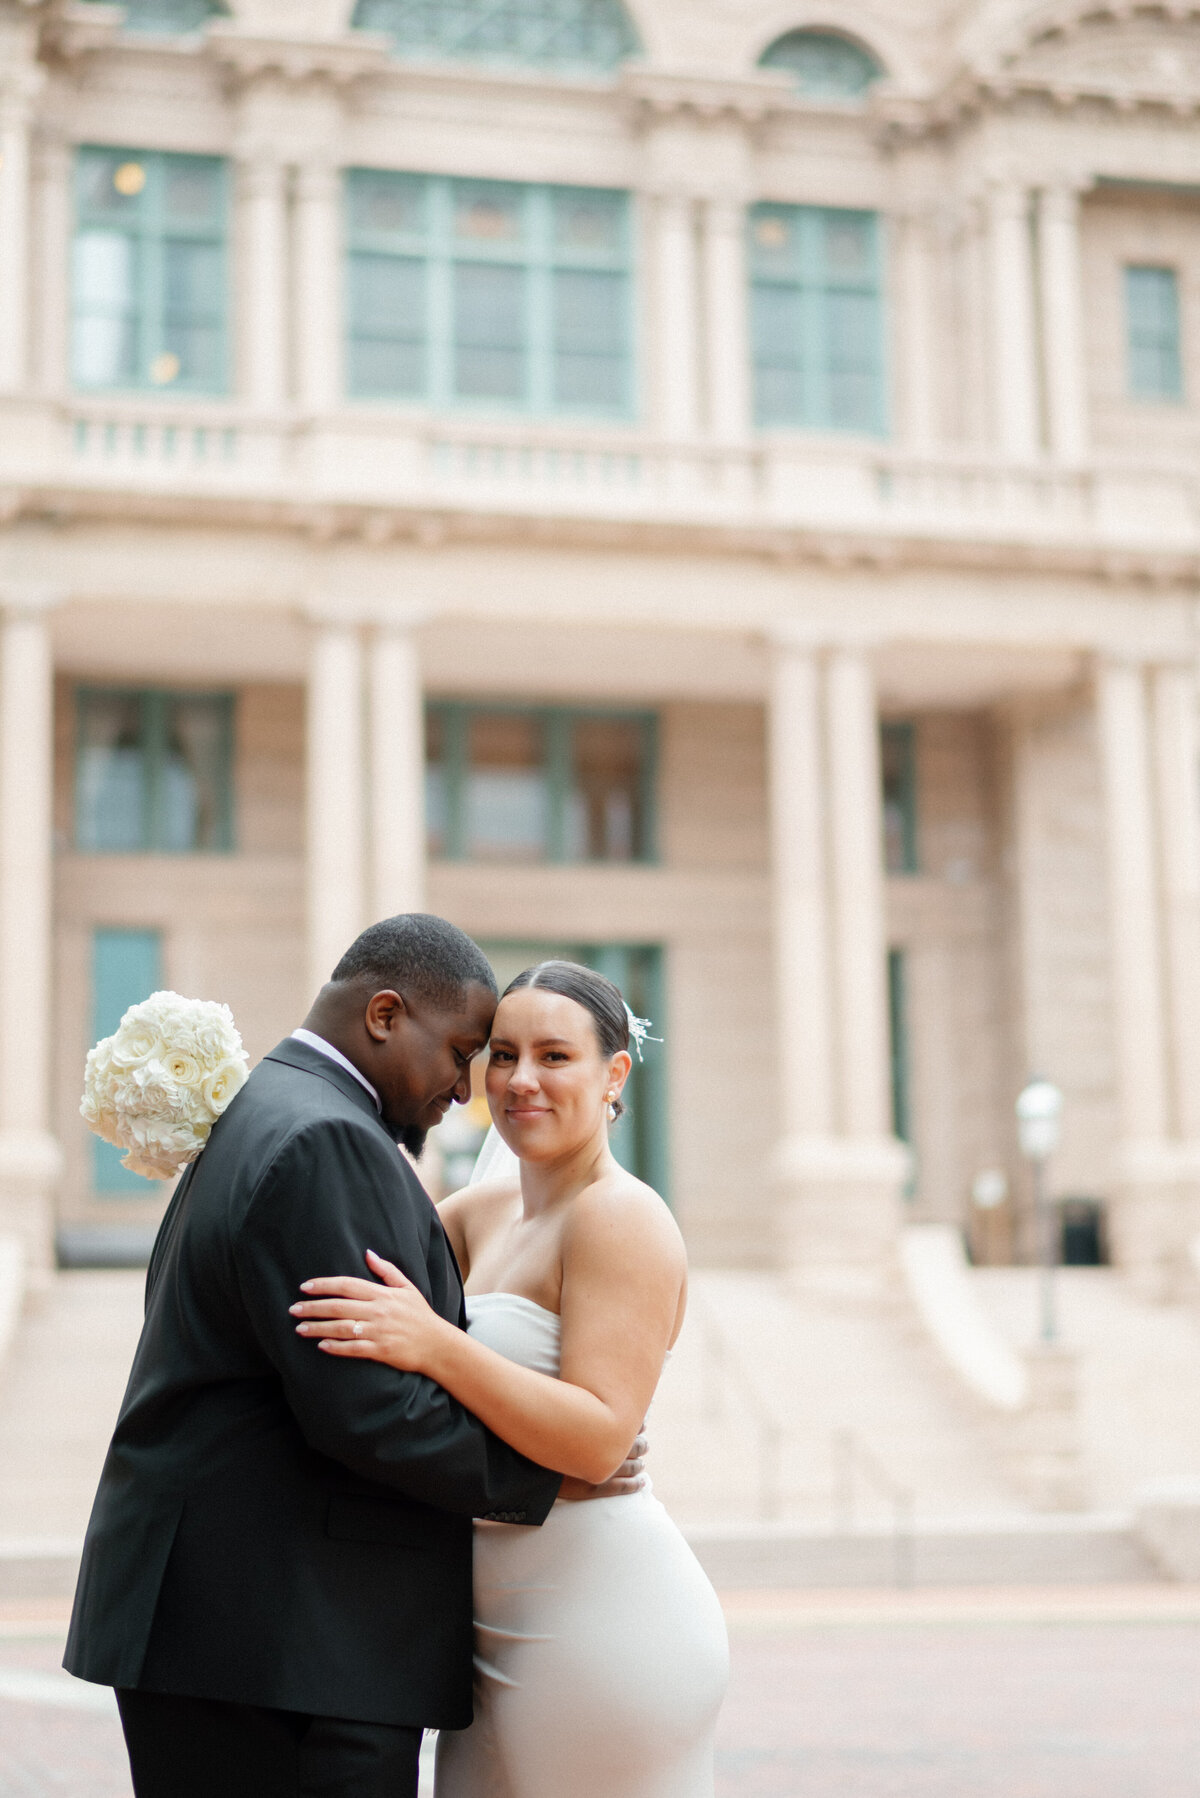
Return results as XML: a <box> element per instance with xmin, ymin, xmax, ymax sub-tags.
<box><xmin>468</xmin><ymin>1123</ymin><xmax>520</xmax><ymax>1186</ymax></box>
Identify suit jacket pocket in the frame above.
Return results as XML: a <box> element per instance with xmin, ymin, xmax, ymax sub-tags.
<box><xmin>325</xmin><ymin>1492</ymin><xmax>460</xmax><ymax>1549</ymax></box>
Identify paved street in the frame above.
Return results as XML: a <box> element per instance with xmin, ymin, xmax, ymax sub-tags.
<box><xmin>4</xmin><ymin>1588</ymin><xmax>1200</xmax><ymax>1797</ymax></box>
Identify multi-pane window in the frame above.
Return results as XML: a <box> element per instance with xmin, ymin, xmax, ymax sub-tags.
<box><xmin>351</xmin><ymin>0</ymin><xmax>639</xmax><ymax>71</ymax></box>
<box><xmin>1125</xmin><ymin>265</ymin><xmax>1184</xmax><ymax>401</ymax></box>
<box><xmin>75</xmin><ymin>689</ymin><xmax>234</xmax><ymax>853</ymax></box>
<box><xmin>759</xmin><ymin>29</ymin><xmax>883</xmax><ymax>100</ymax></box>
<box><xmin>749</xmin><ymin>204</ymin><xmax>886</xmax><ymax>432</ymax></box>
<box><xmin>79</xmin><ymin>0</ymin><xmax>226</xmax><ymax>29</ymax></box>
<box><xmin>91</xmin><ymin>929</ymin><xmax>163</xmax><ymax>1193</ymax></box>
<box><xmin>346</xmin><ymin>173</ymin><xmax>634</xmax><ymax>417</ymax></box>
<box><xmin>425</xmin><ymin>704</ymin><xmax>654</xmax><ymax>863</ymax></box>
<box><xmin>887</xmin><ymin>947</ymin><xmax>912</xmax><ymax>1150</ymax></box>
<box><xmin>881</xmin><ymin>723</ymin><xmax>917</xmax><ymax>874</ymax></box>
<box><xmin>72</xmin><ymin>148</ymin><xmax>228</xmax><ymax>394</ymax></box>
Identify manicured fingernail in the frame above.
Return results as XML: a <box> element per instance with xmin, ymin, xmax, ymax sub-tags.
<box><xmin>288</xmin><ymin>1304</ymin><xmax>301</xmax><ymax>1314</ymax></box>
<box><xmin>300</xmin><ymin>1281</ymin><xmax>314</xmax><ymax>1291</ymax></box>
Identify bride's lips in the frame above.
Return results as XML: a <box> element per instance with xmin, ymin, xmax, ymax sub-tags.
<box><xmin>506</xmin><ymin>1106</ymin><xmax>549</xmax><ymax>1120</ymax></box>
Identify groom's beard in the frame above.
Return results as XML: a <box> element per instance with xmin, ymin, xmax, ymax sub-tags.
<box><xmin>399</xmin><ymin>1125</ymin><xmax>427</xmax><ymax>1160</ymax></box>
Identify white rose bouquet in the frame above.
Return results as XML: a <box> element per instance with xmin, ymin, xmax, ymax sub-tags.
<box><xmin>80</xmin><ymin>991</ymin><xmax>250</xmax><ymax>1180</ymax></box>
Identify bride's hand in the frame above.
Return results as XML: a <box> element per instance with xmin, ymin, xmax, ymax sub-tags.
<box><xmin>291</xmin><ymin>1250</ymin><xmax>448</xmax><ymax>1374</ymax></box>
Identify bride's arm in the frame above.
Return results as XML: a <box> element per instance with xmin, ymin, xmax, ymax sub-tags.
<box><xmin>291</xmin><ymin>1186</ymin><xmax>684</xmax><ymax>1485</ymax></box>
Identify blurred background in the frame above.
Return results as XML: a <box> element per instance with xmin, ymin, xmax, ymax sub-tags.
<box><xmin>5</xmin><ymin>0</ymin><xmax>1200</xmax><ymax>1791</ymax></box>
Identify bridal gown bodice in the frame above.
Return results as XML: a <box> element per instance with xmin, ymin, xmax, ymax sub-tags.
<box><xmin>433</xmin><ymin>1293</ymin><xmax>729</xmax><ymax>1798</ymax></box>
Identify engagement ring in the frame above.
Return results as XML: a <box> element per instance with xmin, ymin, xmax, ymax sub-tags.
<box><xmin>352</xmin><ymin>1321</ymin><xmax>364</xmax><ymax>1338</ymax></box>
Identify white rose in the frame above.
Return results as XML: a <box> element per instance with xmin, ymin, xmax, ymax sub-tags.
<box><xmin>202</xmin><ymin>1057</ymin><xmax>248</xmax><ymax>1117</ymax></box>
<box><xmin>162</xmin><ymin>1048</ymin><xmax>203</xmax><ymax>1088</ymax></box>
<box><xmin>190</xmin><ymin>1004</ymin><xmax>243</xmax><ymax>1068</ymax></box>
<box><xmin>109</xmin><ymin>1015</ymin><xmax>164</xmax><ymax>1070</ymax></box>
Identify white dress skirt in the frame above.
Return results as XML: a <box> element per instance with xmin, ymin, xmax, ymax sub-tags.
<box><xmin>434</xmin><ymin>1292</ymin><xmax>729</xmax><ymax>1798</ymax></box>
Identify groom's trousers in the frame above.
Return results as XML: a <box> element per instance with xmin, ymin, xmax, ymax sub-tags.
<box><xmin>116</xmin><ymin>1688</ymin><xmax>423</xmax><ymax>1797</ymax></box>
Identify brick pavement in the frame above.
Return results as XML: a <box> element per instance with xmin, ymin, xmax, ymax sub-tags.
<box><xmin>4</xmin><ymin>1591</ymin><xmax>1200</xmax><ymax>1797</ymax></box>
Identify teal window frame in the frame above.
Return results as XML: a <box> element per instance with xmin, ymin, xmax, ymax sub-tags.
<box><xmin>79</xmin><ymin>0</ymin><xmax>226</xmax><ymax>30</ymax></box>
<box><xmin>1125</xmin><ymin>264</ymin><xmax>1184</xmax><ymax>402</ymax></box>
<box><xmin>427</xmin><ymin>702</ymin><xmax>656</xmax><ymax>864</ymax></box>
<box><xmin>75</xmin><ymin>687</ymin><xmax>235</xmax><ymax>854</ymax></box>
<box><xmin>759</xmin><ymin>29</ymin><xmax>883</xmax><ymax>100</ymax></box>
<box><xmin>881</xmin><ymin>722</ymin><xmax>918</xmax><ymax>875</ymax></box>
<box><xmin>72</xmin><ymin>146</ymin><xmax>230</xmax><ymax>396</ymax></box>
<box><xmin>749</xmin><ymin>203</ymin><xmax>887</xmax><ymax>435</ymax></box>
<box><xmin>887</xmin><ymin>946</ymin><xmax>913</xmax><ymax>1169</ymax></box>
<box><xmin>91</xmin><ymin>927</ymin><xmax>163</xmax><ymax>1195</ymax></box>
<box><xmin>483</xmin><ymin>941</ymin><xmax>668</xmax><ymax>1199</ymax></box>
<box><xmin>350</xmin><ymin>0</ymin><xmax>640</xmax><ymax>73</ymax></box>
<box><xmin>344</xmin><ymin>172</ymin><xmax>637</xmax><ymax>419</ymax></box>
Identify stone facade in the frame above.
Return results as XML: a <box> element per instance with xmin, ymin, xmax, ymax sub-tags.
<box><xmin>1</xmin><ymin>0</ymin><xmax>1200</xmax><ymax>1283</ymax></box>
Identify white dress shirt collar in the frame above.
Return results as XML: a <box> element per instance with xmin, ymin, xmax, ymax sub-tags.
<box><xmin>290</xmin><ymin>1029</ymin><xmax>381</xmax><ymax>1113</ymax></box>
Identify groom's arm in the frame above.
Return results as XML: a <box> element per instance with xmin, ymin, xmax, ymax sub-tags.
<box><xmin>233</xmin><ymin>1116</ymin><xmax>561</xmax><ymax>1523</ymax></box>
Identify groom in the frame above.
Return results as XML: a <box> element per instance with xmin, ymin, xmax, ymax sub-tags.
<box><xmin>65</xmin><ymin>915</ymin><xmax>635</xmax><ymax>1797</ymax></box>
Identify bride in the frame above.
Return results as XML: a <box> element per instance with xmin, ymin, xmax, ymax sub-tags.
<box><xmin>291</xmin><ymin>959</ymin><xmax>729</xmax><ymax>1797</ymax></box>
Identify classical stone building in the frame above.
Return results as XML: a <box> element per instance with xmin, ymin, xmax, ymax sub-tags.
<box><xmin>2</xmin><ymin>0</ymin><xmax>1200</xmax><ymax>1290</ymax></box>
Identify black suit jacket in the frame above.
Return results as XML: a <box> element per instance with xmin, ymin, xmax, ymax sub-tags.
<box><xmin>64</xmin><ymin>1038</ymin><xmax>560</xmax><ymax>1728</ymax></box>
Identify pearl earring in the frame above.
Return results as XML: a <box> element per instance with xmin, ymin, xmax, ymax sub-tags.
<box><xmin>606</xmin><ymin>1091</ymin><xmax>617</xmax><ymax>1122</ymax></box>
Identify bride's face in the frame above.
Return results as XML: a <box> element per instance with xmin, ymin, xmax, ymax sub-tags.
<box><xmin>485</xmin><ymin>988</ymin><xmax>630</xmax><ymax>1163</ymax></box>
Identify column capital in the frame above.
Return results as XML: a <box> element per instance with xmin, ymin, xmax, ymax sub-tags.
<box><xmin>294</xmin><ymin>159</ymin><xmax>341</xmax><ymax>205</ymax></box>
<box><xmin>304</xmin><ymin>597</ymin><xmax>437</xmax><ymax>632</ymax></box>
<box><xmin>30</xmin><ymin>125</ymin><xmax>70</xmax><ymax>180</ymax></box>
<box><xmin>236</xmin><ymin>151</ymin><xmax>287</xmax><ymax>198</ymax></box>
<box><xmin>0</xmin><ymin>586</ymin><xmax>61</xmax><ymax>623</ymax></box>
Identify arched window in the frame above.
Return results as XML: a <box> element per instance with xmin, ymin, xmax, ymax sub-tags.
<box><xmin>760</xmin><ymin>28</ymin><xmax>883</xmax><ymax>100</ymax></box>
<box><xmin>352</xmin><ymin>0</ymin><xmax>640</xmax><ymax>73</ymax></box>
<box><xmin>81</xmin><ymin>0</ymin><xmax>226</xmax><ymax>32</ymax></box>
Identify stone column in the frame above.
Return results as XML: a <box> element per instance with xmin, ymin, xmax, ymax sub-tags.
<box><xmin>294</xmin><ymin>160</ymin><xmax>342</xmax><ymax>415</ymax></box>
<box><xmin>31</xmin><ymin>129</ymin><xmax>70</xmax><ymax>397</ymax></box>
<box><xmin>1038</xmin><ymin>184</ymin><xmax>1088</xmax><ymax>463</ymax></box>
<box><xmin>701</xmin><ymin>197</ymin><xmax>750</xmax><ymax>440</ymax></box>
<box><xmin>1150</xmin><ymin>663</ymin><xmax>1200</xmax><ymax>1140</ymax></box>
<box><xmin>986</xmin><ymin>183</ymin><xmax>1040</xmax><ymax>460</ymax></box>
<box><xmin>826</xmin><ymin>649</ymin><xmax>896</xmax><ymax>1141</ymax></box>
<box><xmin>896</xmin><ymin>206</ymin><xmax>937</xmax><ymax>452</ymax></box>
<box><xmin>1095</xmin><ymin>658</ymin><xmax>1182</xmax><ymax>1289</ymax></box>
<box><xmin>306</xmin><ymin>620</ymin><xmax>366</xmax><ymax>1001</ymax></box>
<box><xmin>0</xmin><ymin>598</ymin><xmax>60</xmax><ymax>1276</ymax></box>
<box><xmin>0</xmin><ymin>72</ymin><xmax>37</xmax><ymax>393</ymax></box>
<box><xmin>768</xmin><ymin>640</ymin><xmax>835</xmax><ymax>1146</ymax></box>
<box><xmin>773</xmin><ymin>642</ymin><xmax>907</xmax><ymax>1280</ymax></box>
<box><xmin>238</xmin><ymin>154</ymin><xmax>289</xmax><ymax>409</ymax></box>
<box><xmin>1096</xmin><ymin>660</ymin><xmax>1169</xmax><ymax>1142</ymax></box>
<box><xmin>368</xmin><ymin>618</ymin><xmax>426</xmax><ymax>920</ymax></box>
<box><xmin>653</xmin><ymin>191</ymin><xmax>700</xmax><ymax>439</ymax></box>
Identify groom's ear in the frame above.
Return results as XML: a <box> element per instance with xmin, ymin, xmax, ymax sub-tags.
<box><xmin>363</xmin><ymin>989</ymin><xmax>407</xmax><ymax>1043</ymax></box>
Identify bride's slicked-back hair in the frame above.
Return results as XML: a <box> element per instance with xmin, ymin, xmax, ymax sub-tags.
<box><xmin>502</xmin><ymin>960</ymin><xmax>630</xmax><ymax>1118</ymax></box>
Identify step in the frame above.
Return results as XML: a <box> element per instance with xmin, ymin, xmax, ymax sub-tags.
<box><xmin>688</xmin><ymin>1514</ymin><xmax>1162</xmax><ymax>1589</ymax></box>
<box><xmin>0</xmin><ymin>1513</ymin><xmax>1164</xmax><ymax>1605</ymax></box>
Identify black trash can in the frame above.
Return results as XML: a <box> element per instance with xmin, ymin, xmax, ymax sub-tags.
<box><xmin>1059</xmin><ymin>1197</ymin><xmax>1106</xmax><ymax>1266</ymax></box>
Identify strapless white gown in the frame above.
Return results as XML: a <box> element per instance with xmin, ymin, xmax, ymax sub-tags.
<box><xmin>434</xmin><ymin>1293</ymin><xmax>729</xmax><ymax>1798</ymax></box>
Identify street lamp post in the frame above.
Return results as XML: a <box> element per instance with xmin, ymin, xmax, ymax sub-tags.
<box><xmin>1015</xmin><ymin>1078</ymin><xmax>1064</xmax><ymax>1342</ymax></box>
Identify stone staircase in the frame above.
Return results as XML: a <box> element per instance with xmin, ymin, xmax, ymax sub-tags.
<box><xmin>5</xmin><ymin>1261</ymin><xmax>1200</xmax><ymax>1595</ymax></box>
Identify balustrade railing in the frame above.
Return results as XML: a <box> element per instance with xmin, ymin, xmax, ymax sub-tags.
<box><xmin>6</xmin><ymin>394</ymin><xmax>1196</xmax><ymax>550</ymax></box>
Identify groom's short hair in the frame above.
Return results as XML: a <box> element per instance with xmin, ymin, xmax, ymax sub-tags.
<box><xmin>331</xmin><ymin>914</ymin><xmax>498</xmax><ymax>1011</ymax></box>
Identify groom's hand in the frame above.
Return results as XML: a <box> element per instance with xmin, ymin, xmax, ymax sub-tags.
<box><xmin>558</xmin><ymin>1430</ymin><xmax>648</xmax><ymax>1503</ymax></box>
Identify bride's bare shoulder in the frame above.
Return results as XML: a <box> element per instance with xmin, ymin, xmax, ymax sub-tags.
<box><xmin>568</xmin><ymin>1165</ymin><xmax>685</xmax><ymax>1264</ymax></box>
<box><xmin>438</xmin><ymin>1175</ymin><xmax>520</xmax><ymax>1223</ymax></box>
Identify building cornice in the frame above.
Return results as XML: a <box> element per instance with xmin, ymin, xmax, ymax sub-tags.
<box><xmin>8</xmin><ymin>479</ymin><xmax>1200</xmax><ymax>592</ymax></box>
